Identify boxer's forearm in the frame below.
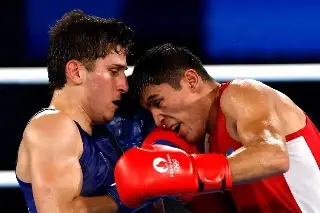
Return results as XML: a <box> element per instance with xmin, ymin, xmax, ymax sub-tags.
<box><xmin>228</xmin><ymin>144</ymin><xmax>289</xmax><ymax>185</ymax></box>
<box><xmin>71</xmin><ymin>195</ymin><xmax>119</xmax><ymax>213</ymax></box>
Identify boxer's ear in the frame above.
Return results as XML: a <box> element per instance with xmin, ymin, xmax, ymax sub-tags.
<box><xmin>65</xmin><ymin>59</ymin><xmax>83</xmax><ymax>85</ymax></box>
<box><xmin>183</xmin><ymin>69</ymin><xmax>199</xmax><ymax>92</ymax></box>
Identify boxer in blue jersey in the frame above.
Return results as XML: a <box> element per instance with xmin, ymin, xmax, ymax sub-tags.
<box><xmin>14</xmin><ymin>10</ymin><xmax>152</xmax><ymax>213</ymax></box>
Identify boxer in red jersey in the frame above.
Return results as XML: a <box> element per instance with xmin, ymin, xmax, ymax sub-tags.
<box><xmin>114</xmin><ymin>43</ymin><xmax>320</xmax><ymax>213</ymax></box>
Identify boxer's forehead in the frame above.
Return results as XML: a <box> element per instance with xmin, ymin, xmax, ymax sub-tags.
<box><xmin>102</xmin><ymin>45</ymin><xmax>128</xmax><ymax>67</ymax></box>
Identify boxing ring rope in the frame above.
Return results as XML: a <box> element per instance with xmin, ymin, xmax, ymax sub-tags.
<box><xmin>1</xmin><ymin>64</ymin><xmax>320</xmax><ymax>84</ymax></box>
<box><xmin>1</xmin><ymin>63</ymin><xmax>320</xmax><ymax>188</ymax></box>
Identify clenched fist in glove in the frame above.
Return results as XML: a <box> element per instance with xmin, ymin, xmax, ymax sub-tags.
<box><xmin>114</xmin><ymin>141</ymin><xmax>232</xmax><ymax>208</ymax></box>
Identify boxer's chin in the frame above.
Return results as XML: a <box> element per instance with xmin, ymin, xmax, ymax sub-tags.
<box><xmin>180</xmin><ymin>126</ymin><xmax>197</xmax><ymax>144</ymax></box>
<box><xmin>102</xmin><ymin>111</ymin><xmax>116</xmax><ymax>123</ymax></box>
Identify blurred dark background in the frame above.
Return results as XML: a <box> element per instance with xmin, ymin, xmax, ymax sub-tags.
<box><xmin>1</xmin><ymin>0</ymin><xmax>320</xmax><ymax>211</ymax></box>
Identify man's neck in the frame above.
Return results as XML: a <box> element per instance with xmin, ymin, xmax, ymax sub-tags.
<box><xmin>49</xmin><ymin>88</ymin><xmax>93</xmax><ymax>134</ymax></box>
<box><xmin>204</xmin><ymin>81</ymin><xmax>221</xmax><ymax>134</ymax></box>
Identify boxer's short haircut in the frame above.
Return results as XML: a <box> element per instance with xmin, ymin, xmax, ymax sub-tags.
<box><xmin>47</xmin><ymin>9</ymin><xmax>134</xmax><ymax>91</ymax></box>
<box><xmin>129</xmin><ymin>43</ymin><xmax>212</xmax><ymax>101</ymax></box>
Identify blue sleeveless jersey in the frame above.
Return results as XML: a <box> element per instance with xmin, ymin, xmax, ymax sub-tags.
<box><xmin>17</xmin><ymin>108</ymin><xmax>156</xmax><ymax>213</ymax></box>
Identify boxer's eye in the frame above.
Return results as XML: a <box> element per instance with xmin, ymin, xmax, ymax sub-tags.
<box><xmin>110</xmin><ymin>70</ymin><xmax>120</xmax><ymax>77</ymax></box>
<box><xmin>152</xmin><ymin>100</ymin><xmax>162</xmax><ymax>108</ymax></box>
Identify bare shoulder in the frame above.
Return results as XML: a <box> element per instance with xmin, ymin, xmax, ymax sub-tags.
<box><xmin>17</xmin><ymin>109</ymin><xmax>82</xmax><ymax>182</ymax></box>
<box><xmin>23</xmin><ymin>109</ymin><xmax>81</xmax><ymax>150</ymax></box>
<box><xmin>220</xmin><ymin>79</ymin><xmax>274</xmax><ymax>117</ymax></box>
<box><xmin>222</xmin><ymin>79</ymin><xmax>273</xmax><ymax>98</ymax></box>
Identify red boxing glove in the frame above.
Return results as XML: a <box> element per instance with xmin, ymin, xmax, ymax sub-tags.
<box><xmin>114</xmin><ymin>145</ymin><xmax>232</xmax><ymax>208</ymax></box>
<box><xmin>141</xmin><ymin>128</ymin><xmax>199</xmax><ymax>204</ymax></box>
<box><xmin>141</xmin><ymin>128</ymin><xmax>198</xmax><ymax>153</ymax></box>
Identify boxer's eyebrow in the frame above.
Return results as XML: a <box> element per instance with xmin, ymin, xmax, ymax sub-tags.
<box><xmin>147</xmin><ymin>94</ymin><xmax>159</xmax><ymax>101</ymax></box>
<box><xmin>108</xmin><ymin>64</ymin><xmax>128</xmax><ymax>70</ymax></box>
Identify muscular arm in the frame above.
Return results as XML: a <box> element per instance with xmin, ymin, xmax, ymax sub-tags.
<box><xmin>25</xmin><ymin>113</ymin><xmax>118</xmax><ymax>213</ymax></box>
<box><xmin>221</xmin><ymin>80</ymin><xmax>289</xmax><ymax>184</ymax></box>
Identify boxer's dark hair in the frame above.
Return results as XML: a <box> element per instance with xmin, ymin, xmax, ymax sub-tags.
<box><xmin>47</xmin><ymin>9</ymin><xmax>134</xmax><ymax>90</ymax></box>
<box><xmin>129</xmin><ymin>43</ymin><xmax>212</xmax><ymax>101</ymax></box>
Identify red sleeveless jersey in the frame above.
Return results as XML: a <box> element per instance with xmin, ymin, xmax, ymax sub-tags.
<box><xmin>209</xmin><ymin>82</ymin><xmax>320</xmax><ymax>213</ymax></box>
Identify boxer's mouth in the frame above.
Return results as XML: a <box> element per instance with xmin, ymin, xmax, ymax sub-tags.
<box><xmin>171</xmin><ymin>123</ymin><xmax>181</xmax><ymax>134</ymax></box>
<box><xmin>112</xmin><ymin>100</ymin><xmax>122</xmax><ymax>108</ymax></box>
